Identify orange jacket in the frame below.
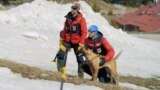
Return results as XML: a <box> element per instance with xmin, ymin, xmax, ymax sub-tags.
<box><xmin>60</xmin><ymin>12</ymin><xmax>87</xmax><ymax>44</ymax></box>
<box><xmin>85</xmin><ymin>32</ymin><xmax>115</xmax><ymax>62</ymax></box>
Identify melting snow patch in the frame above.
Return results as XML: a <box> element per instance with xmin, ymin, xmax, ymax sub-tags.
<box><xmin>0</xmin><ymin>4</ymin><xmax>5</xmax><ymax>10</ymax></box>
<box><xmin>23</xmin><ymin>32</ymin><xmax>48</xmax><ymax>41</ymax></box>
<box><xmin>120</xmin><ymin>83</ymin><xmax>150</xmax><ymax>90</ymax></box>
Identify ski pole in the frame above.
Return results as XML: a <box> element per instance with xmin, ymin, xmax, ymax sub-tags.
<box><xmin>53</xmin><ymin>54</ymin><xmax>57</xmax><ymax>62</ymax></box>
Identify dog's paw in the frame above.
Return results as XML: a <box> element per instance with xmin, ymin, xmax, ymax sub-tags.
<box><xmin>90</xmin><ymin>78</ymin><xmax>97</xmax><ymax>81</ymax></box>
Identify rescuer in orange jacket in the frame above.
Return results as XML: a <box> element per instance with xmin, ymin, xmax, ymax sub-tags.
<box><xmin>57</xmin><ymin>2</ymin><xmax>87</xmax><ymax>78</ymax></box>
<box><xmin>85</xmin><ymin>25</ymin><xmax>115</xmax><ymax>66</ymax></box>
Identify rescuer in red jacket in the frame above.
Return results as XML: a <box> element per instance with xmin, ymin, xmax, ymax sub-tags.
<box><xmin>56</xmin><ymin>2</ymin><xmax>87</xmax><ymax>78</ymax></box>
<box><xmin>85</xmin><ymin>25</ymin><xmax>115</xmax><ymax>66</ymax></box>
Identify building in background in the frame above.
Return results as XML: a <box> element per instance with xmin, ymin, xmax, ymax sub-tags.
<box><xmin>115</xmin><ymin>2</ymin><xmax>160</xmax><ymax>32</ymax></box>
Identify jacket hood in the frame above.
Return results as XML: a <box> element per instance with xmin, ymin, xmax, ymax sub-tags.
<box><xmin>97</xmin><ymin>31</ymin><xmax>103</xmax><ymax>36</ymax></box>
<box><xmin>65</xmin><ymin>12</ymin><xmax>82</xmax><ymax>20</ymax></box>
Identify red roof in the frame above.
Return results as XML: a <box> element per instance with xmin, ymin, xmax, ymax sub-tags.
<box><xmin>115</xmin><ymin>2</ymin><xmax>160</xmax><ymax>32</ymax></box>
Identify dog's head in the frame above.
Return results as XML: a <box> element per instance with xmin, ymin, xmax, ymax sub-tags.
<box><xmin>81</xmin><ymin>47</ymin><xmax>100</xmax><ymax>62</ymax></box>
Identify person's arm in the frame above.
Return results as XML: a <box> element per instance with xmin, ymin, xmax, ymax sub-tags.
<box><xmin>60</xmin><ymin>20</ymin><xmax>67</xmax><ymax>40</ymax></box>
<box><xmin>79</xmin><ymin>17</ymin><xmax>87</xmax><ymax>44</ymax></box>
<box><xmin>102</xmin><ymin>38</ymin><xmax>115</xmax><ymax>62</ymax></box>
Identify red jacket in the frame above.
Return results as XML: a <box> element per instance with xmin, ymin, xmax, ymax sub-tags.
<box><xmin>85</xmin><ymin>33</ymin><xmax>115</xmax><ymax>62</ymax></box>
<box><xmin>60</xmin><ymin>12</ymin><xmax>87</xmax><ymax>44</ymax></box>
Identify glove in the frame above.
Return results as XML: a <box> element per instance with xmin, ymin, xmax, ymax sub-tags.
<box><xmin>59</xmin><ymin>40</ymin><xmax>66</xmax><ymax>52</ymax></box>
<box><xmin>99</xmin><ymin>57</ymin><xmax>106</xmax><ymax>66</ymax></box>
<box><xmin>59</xmin><ymin>40</ymin><xmax>71</xmax><ymax>52</ymax></box>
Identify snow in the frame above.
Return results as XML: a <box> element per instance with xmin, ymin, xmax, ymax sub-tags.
<box><xmin>0</xmin><ymin>68</ymin><xmax>101</xmax><ymax>90</ymax></box>
<box><xmin>23</xmin><ymin>32</ymin><xmax>48</xmax><ymax>41</ymax></box>
<box><xmin>119</xmin><ymin>83</ymin><xmax>150</xmax><ymax>90</ymax></box>
<box><xmin>0</xmin><ymin>0</ymin><xmax>160</xmax><ymax>90</ymax></box>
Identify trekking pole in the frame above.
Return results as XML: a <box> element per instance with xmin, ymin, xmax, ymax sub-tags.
<box><xmin>53</xmin><ymin>54</ymin><xmax>57</xmax><ymax>62</ymax></box>
<box><xmin>60</xmin><ymin>51</ymin><xmax>68</xmax><ymax>90</ymax></box>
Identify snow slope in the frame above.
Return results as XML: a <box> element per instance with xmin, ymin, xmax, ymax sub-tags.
<box><xmin>0</xmin><ymin>68</ymin><xmax>102</xmax><ymax>90</ymax></box>
<box><xmin>0</xmin><ymin>0</ymin><xmax>160</xmax><ymax>90</ymax></box>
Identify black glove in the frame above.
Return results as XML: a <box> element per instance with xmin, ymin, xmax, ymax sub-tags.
<box><xmin>99</xmin><ymin>57</ymin><xmax>106</xmax><ymax>66</ymax></box>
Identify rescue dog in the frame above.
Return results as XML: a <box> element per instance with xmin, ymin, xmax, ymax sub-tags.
<box><xmin>81</xmin><ymin>47</ymin><xmax>122</xmax><ymax>84</ymax></box>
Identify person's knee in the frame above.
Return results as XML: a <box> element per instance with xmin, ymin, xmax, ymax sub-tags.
<box><xmin>57</xmin><ymin>50</ymin><xmax>66</xmax><ymax>60</ymax></box>
<box><xmin>77</xmin><ymin>52</ymin><xmax>85</xmax><ymax>64</ymax></box>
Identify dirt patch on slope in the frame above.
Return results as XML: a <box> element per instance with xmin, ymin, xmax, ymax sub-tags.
<box><xmin>0</xmin><ymin>59</ymin><xmax>159</xmax><ymax>90</ymax></box>
<box><xmin>121</xmin><ymin>76</ymin><xmax>160</xmax><ymax>90</ymax></box>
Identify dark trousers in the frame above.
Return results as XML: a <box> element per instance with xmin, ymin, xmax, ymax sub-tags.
<box><xmin>56</xmin><ymin>42</ymin><xmax>84</xmax><ymax>77</ymax></box>
<box><xmin>60</xmin><ymin>42</ymin><xmax>84</xmax><ymax>64</ymax></box>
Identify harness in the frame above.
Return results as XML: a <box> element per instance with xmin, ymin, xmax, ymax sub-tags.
<box><xmin>65</xmin><ymin>18</ymin><xmax>81</xmax><ymax>35</ymax></box>
<box><xmin>88</xmin><ymin>38</ymin><xmax>108</xmax><ymax>55</ymax></box>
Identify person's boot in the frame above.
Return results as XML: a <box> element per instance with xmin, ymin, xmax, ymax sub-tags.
<box><xmin>78</xmin><ymin>63</ymin><xmax>84</xmax><ymax>78</ymax></box>
<box><xmin>57</xmin><ymin>59</ymin><xmax>65</xmax><ymax>72</ymax></box>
